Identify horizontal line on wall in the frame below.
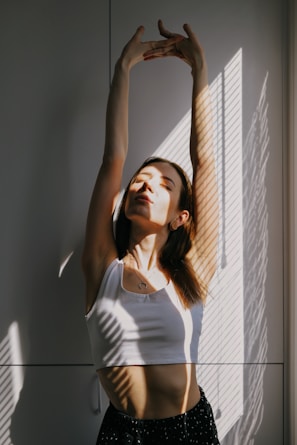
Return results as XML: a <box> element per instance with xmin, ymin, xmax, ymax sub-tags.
<box><xmin>0</xmin><ymin>363</ymin><xmax>94</xmax><ymax>367</ymax></box>
<box><xmin>0</xmin><ymin>362</ymin><xmax>284</xmax><ymax>367</ymax></box>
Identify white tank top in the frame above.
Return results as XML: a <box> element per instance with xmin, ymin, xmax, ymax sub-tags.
<box><xmin>85</xmin><ymin>259</ymin><xmax>204</xmax><ymax>370</ymax></box>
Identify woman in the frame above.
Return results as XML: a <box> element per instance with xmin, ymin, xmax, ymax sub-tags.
<box><xmin>82</xmin><ymin>20</ymin><xmax>220</xmax><ymax>445</ymax></box>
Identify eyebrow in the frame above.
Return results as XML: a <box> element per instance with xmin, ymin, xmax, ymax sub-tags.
<box><xmin>137</xmin><ymin>172</ymin><xmax>176</xmax><ymax>187</ymax></box>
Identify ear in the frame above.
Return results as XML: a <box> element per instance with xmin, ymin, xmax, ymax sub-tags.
<box><xmin>170</xmin><ymin>210</ymin><xmax>190</xmax><ymax>231</ymax></box>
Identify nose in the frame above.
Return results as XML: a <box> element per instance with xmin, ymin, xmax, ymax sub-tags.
<box><xmin>140</xmin><ymin>179</ymin><xmax>154</xmax><ymax>193</ymax></box>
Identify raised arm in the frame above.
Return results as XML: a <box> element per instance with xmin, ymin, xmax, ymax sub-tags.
<box><xmin>82</xmin><ymin>26</ymin><xmax>182</xmax><ymax>311</ymax></box>
<box><xmin>157</xmin><ymin>21</ymin><xmax>219</xmax><ymax>290</ymax></box>
<box><xmin>185</xmin><ymin>26</ymin><xmax>219</xmax><ymax>289</ymax></box>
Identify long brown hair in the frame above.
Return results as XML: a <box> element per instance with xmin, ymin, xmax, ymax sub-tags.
<box><xmin>115</xmin><ymin>157</ymin><xmax>203</xmax><ymax>306</ymax></box>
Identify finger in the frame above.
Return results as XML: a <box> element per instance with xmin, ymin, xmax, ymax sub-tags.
<box><xmin>158</xmin><ymin>19</ymin><xmax>177</xmax><ymax>39</ymax></box>
<box><xmin>146</xmin><ymin>36</ymin><xmax>183</xmax><ymax>51</ymax></box>
<box><xmin>144</xmin><ymin>50</ymin><xmax>188</xmax><ymax>62</ymax></box>
<box><xmin>183</xmin><ymin>23</ymin><xmax>201</xmax><ymax>45</ymax></box>
<box><xmin>183</xmin><ymin>23</ymin><xmax>200</xmax><ymax>45</ymax></box>
<box><xmin>144</xmin><ymin>51</ymin><xmax>175</xmax><ymax>61</ymax></box>
<box><xmin>182</xmin><ymin>23</ymin><xmax>194</xmax><ymax>38</ymax></box>
<box><xmin>133</xmin><ymin>25</ymin><xmax>145</xmax><ymax>41</ymax></box>
<box><xmin>183</xmin><ymin>23</ymin><xmax>204</xmax><ymax>53</ymax></box>
<box><xmin>143</xmin><ymin>45</ymin><xmax>176</xmax><ymax>59</ymax></box>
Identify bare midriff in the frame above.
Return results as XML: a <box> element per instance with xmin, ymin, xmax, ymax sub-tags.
<box><xmin>98</xmin><ymin>363</ymin><xmax>201</xmax><ymax>419</ymax></box>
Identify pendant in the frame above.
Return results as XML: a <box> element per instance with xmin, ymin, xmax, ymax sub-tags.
<box><xmin>138</xmin><ymin>281</ymin><xmax>147</xmax><ymax>289</ymax></box>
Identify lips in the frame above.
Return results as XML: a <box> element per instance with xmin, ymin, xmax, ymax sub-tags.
<box><xmin>135</xmin><ymin>194</ymin><xmax>153</xmax><ymax>204</ymax></box>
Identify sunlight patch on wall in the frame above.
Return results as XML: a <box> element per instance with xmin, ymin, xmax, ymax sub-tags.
<box><xmin>0</xmin><ymin>322</ymin><xmax>24</xmax><ymax>445</ymax></box>
<box><xmin>58</xmin><ymin>251</ymin><xmax>74</xmax><ymax>278</ymax></box>
<box><xmin>230</xmin><ymin>72</ymin><xmax>269</xmax><ymax>445</ymax></box>
<box><xmin>154</xmin><ymin>49</ymin><xmax>244</xmax><ymax>440</ymax></box>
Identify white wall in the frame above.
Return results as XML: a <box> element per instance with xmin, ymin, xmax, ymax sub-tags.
<box><xmin>0</xmin><ymin>0</ymin><xmax>287</xmax><ymax>443</ymax></box>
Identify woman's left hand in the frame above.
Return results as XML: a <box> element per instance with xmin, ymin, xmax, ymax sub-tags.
<box><xmin>144</xmin><ymin>20</ymin><xmax>207</xmax><ymax>75</ymax></box>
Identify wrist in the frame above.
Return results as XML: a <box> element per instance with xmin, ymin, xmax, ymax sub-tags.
<box><xmin>191</xmin><ymin>63</ymin><xmax>208</xmax><ymax>84</ymax></box>
<box><xmin>114</xmin><ymin>56</ymin><xmax>133</xmax><ymax>78</ymax></box>
<box><xmin>191</xmin><ymin>56</ymin><xmax>207</xmax><ymax>75</ymax></box>
<box><xmin>117</xmin><ymin>53</ymin><xmax>131</xmax><ymax>69</ymax></box>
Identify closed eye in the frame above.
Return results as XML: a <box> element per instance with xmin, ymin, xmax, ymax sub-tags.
<box><xmin>132</xmin><ymin>173</ymin><xmax>150</xmax><ymax>183</ymax></box>
<box><xmin>132</xmin><ymin>176</ymin><xmax>146</xmax><ymax>185</ymax></box>
<box><xmin>161</xmin><ymin>183</ymin><xmax>172</xmax><ymax>191</ymax></box>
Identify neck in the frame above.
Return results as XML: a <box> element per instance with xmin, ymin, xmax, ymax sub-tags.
<box><xmin>126</xmin><ymin>222</ymin><xmax>169</xmax><ymax>271</ymax></box>
<box><xmin>127</xmin><ymin>236</ymin><xmax>164</xmax><ymax>272</ymax></box>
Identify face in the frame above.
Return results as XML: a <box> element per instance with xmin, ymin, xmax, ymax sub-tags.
<box><xmin>124</xmin><ymin>162</ymin><xmax>186</xmax><ymax>231</ymax></box>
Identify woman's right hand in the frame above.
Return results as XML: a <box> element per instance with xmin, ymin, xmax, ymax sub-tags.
<box><xmin>119</xmin><ymin>25</ymin><xmax>183</xmax><ymax>70</ymax></box>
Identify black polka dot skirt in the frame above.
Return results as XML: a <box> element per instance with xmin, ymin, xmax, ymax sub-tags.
<box><xmin>96</xmin><ymin>387</ymin><xmax>220</xmax><ymax>444</ymax></box>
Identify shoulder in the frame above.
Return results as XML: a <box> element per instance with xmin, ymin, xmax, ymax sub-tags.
<box><xmin>84</xmin><ymin>256</ymin><xmax>122</xmax><ymax>314</ymax></box>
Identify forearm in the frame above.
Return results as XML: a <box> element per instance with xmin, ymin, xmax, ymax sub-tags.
<box><xmin>190</xmin><ymin>65</ymin><xmax>219</xmax><ymax>275</ymax></box>
<box><xmin>103</xmin><ymin>23</ymin><xmax>182</xmax><ymax>164</ymax></box>
<box><xmin>82</xmin><ymin>57</ymin><xmax>132</xmax><ymax>268</ymax></box>
<box><xmin>190</xmin><ymin>66</ymin><xmax>214</xmax><ymax>168</ymax></box>
<box><xmin>103</xmin><ymin>57</ymin><xmax>131</xmax><ymax>164</ymax></box>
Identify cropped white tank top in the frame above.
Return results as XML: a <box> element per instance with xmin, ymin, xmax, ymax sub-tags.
<box><xmin>85</xmin><ymin>259</ymin><xmax>204</xmax><ymax>370</ymax></box>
